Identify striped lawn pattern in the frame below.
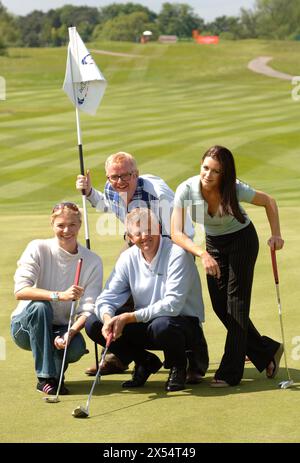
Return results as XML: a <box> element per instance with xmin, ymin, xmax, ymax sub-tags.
<box><xmin>1</xmin><ymin>40</ymin><xmax>300</xmax><ymax>443</ymax></box>
<box><xmin>1</xmin><ymin>41</ymin><xmax>300</xmax><ymax>212</ymax></box>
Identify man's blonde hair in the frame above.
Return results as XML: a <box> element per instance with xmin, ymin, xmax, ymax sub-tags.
<box><xmin>105</xmin><ymin>152</ymin><xmax>138</xmax><ymax>173</ymax></box>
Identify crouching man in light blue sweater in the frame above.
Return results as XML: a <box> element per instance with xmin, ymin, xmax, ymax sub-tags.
<box><xmin>86</xmin><ymin>208</ymin><xmax>207</xmax><ymax>391</ymax></box>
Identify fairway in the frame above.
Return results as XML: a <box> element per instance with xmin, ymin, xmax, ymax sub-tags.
<box><xmin>0</xmin><ymin>39</ymin><xmax>300</xmax><ymax>443</ymax></box>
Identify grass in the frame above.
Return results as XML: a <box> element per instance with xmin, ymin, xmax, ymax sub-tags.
<box><xmin>0</xmin><ymin>39</ymin><xmax>300</xmax><ymax>443</ymax></box>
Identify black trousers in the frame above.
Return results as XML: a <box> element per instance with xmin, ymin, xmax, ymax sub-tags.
<box><xmin>206</xmin><ymin>222</ymin><xmax>280</xmax><ymax>386</ymax></box>
<box><xmin>86</xmin><ymin>313</ymin><xmax>207</xmax><ymax>370</ymax></box>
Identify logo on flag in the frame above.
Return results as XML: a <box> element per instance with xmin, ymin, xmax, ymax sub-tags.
<box><xmin>63</xmin><ymin>27</ymin><xmax>107</xmax><ymax>115</ymax></box>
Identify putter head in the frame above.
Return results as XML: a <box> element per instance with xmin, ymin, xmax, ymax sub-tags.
<box><xmin>72</xmin><ymin>405</ymin><xmax>89</xmax><ymax>418</ymax></box>
<box><xmin>43</xmin><ymin>396</ymin><xmax>60</xmax><ymax>403</ymax></box>
<box><xmin>278</xmin><ymin>380</ymin><xmax>294</xmax><ymax>389</ymax></box>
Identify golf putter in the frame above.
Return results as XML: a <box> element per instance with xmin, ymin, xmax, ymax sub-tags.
<box><xmin>270</xmin><ymin>249</ymin><xmax>294</xmax><ymax>389</ymax></box>
<box><xmin>72</xmin><ymin>332</ymin><xmax>113</xmax><ymax>418</ymax></box>
<box><xmin>44</xmin><ymin>258</ymin><xmax>83</xmax><ymax>403</ymax></box>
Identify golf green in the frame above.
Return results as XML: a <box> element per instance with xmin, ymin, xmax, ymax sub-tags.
<box><xmin>0</xmin><ymin>39</ymin><xmax>299</xmax><ymax>443</ymax></box>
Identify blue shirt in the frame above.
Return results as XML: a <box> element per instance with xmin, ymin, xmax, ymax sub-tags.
<box><xmin>88</xmin><ymin>174</ymin><xmax>194</xmax><ymax>238</ymax></box>
<box><xmin>95</xmin><ymin>237</ymin><xmax>204</xmax><ymax>324</ymax></box>
<box><xmin>174</xmin><ymin>176</ymin><xmax>256</xmax><ymax>236</ymax></box>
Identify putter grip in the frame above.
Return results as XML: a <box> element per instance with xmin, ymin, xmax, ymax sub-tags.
<box><xmin>74</xmin><ymin>258</ymin><xmax>83</xmax><ymax>286</ymax></box>
<box><xmin>106</xmin><ymin>332</ymin><xmax>113</xmax><ymax>348</ymax></box>
<box><xmin>271</xmin><ymin>249</ymin><xmax>279</xmax><ymax>284</ymax></box>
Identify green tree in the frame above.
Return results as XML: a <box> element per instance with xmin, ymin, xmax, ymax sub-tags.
<box><xmin>254</xmin><ymin>0</ymin><xmax>300</xmax><ymax>39</ymax></box>
<box><xmin>98</xmin><ymin>2</ymin><xmax>157</xmax><ymax>24</ymax></box>
<box><xmin>0</xmin><ymin>1</ymin><xmax>20</xmax><ymax>47</ymax></box>
<box><xmin>157</xmin><ymin>3</ymin><xmax>204</xmax><ymax>38</ymax></box>
<box><xmin>17</xmin><ymin>4</ymin><xmax>101</xmax><ymax>47</ymax></box>
<box><xmin>17</xmin><ymin>10</ymin><xmax>46</xmax><ymax>47</ymax></box>
<box><xmin>55</xmin><ymin>5</ymin><xmax>100</xmax><ymax>42</ymax></box>
<box><xmin>58</xmin><ymin>4</ymin><xmax>100</xmax><ymax>28</ymax></box>
<box><xmin>239</xmin><ymin>8</ymin><xmax>259</xmax><ymax>38</ymax></box>
<box><xmin>98</xmin><ymin>11</ymin><xmax>156</xmax><ymax>42</ymax></box>
<box><xmin>204</xmin><ymin>16</ymin><xmax>242</xmax><ymax>38</ymax></box>
<box><xmin>157</xmin><ymin>3</ymin><xmax>204</xmax><ymax>37</ymax></box>
<box><xmin>0</xmin><ymin>37</ymin><xmax>7</xmax><ymax>55</ymax></box>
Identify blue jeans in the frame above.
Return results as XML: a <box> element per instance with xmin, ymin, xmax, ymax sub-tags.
<box><xmin>11</xmin><ymin>301</ymin><xmax>87</xmax><ymax>380</ymax></box>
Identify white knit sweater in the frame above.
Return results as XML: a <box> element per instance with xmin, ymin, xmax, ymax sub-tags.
<box><xmin>12</xmin><ymin>238</ymin><xmax>103</xmax><ymax>325</ymax></box>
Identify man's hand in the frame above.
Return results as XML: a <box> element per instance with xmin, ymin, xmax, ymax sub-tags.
<box><xmin>102</xmin><ymin>312</ymin><xmax>137</xmax><ymax>341</ymax></box>
<box><xmin>76</xmin><ymin>170</ymin><xmax>92</xmax><ymax>196</ymax></box>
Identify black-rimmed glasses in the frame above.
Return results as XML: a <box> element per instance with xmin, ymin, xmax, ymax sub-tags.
<box><xmin>107</xmin><ymin>172</ymin><xmax>134</xmax><ymax>183</ymax></box>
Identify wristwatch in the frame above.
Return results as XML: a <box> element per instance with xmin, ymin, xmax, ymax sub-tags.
<box><xmin>50</xmin><ymin>292</ymin><xmax>59</xmax><ymax>302</ymax></box>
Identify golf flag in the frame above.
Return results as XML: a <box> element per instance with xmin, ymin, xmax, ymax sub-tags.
<box><xmin>63</xmin><ymin>27</ymin><xmax>107</xmax><ymax>115</ymax></box>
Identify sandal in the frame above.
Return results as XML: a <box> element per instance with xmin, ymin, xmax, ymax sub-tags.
<box><xmin>266</xmin><ymin>343</ymin><xmax>284</xmax><ymax>379</ymax></box>
<box><xmin>210</xmin><ymin>379</ymin><xmax>230</xmax><ymax>388</ymax></box>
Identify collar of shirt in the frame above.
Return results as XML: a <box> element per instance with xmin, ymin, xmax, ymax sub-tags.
<box><xmin>141</xmin><ymin>235</ymin><xmax>162</xmax><ymax>273</ymax></box>
<box><xmin>131</xmin><ymin>177</ymin><xmax>145</xmax><ymax>201</ymax></box>
<box><xmin>104</xmin><ymin>177</ymin><xmax>145</xmax><ymax>221</ymax></box>
<box><xmin>105</xmin><ymin>177</ymin><xmax>144</xmax><ymax>204</ymax></box>
<box><xmin>53</xmin><ymin>238</ymin><xmax>79</xmax><ymax>260</ymax></box>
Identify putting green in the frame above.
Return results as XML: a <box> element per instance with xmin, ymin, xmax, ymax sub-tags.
<box><xmin>0</xmin><ymin>40</ymin><xmax>299</xmax><ymax>443</ymax></box>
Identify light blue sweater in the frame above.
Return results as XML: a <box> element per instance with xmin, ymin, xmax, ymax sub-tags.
<box><xmin>174</xmin><ymin>176</ymin><xmax>256</xmax><ymax>236</ymax></box>
<box><xmin>96</xmin><ymin>237</ymin><xmax>204</xmax><ymax>324</ymax></box>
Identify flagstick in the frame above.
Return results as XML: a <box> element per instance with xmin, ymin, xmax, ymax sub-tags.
<box><xmin>75</xmin><ymin>106</ymin><xmax>90</xmax><ymax>250</ymax></box>
<box><xmin>69</xmin><ymin>27</ymin><xmax>99</xmax><ymax>373</ymax></box>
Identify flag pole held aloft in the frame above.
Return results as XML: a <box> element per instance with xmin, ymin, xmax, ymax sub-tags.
<box><xmin>62</xmin><ymin>26</ymin><xmax>106</xmax><ymax>372</ymax></box>
<box><xmin>62</xmin><ymin>25</ymin><xmax>107</xmax><ymax>247</ymax></box>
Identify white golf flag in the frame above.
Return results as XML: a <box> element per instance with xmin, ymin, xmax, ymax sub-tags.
<box><xmin>63</xmin><ymin>27</ymin><xmax>107</xmax><ymax>115</ymax></box>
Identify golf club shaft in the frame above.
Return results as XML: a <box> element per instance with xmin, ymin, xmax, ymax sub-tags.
<box><xmin>271</xmin><ymin>249</ymin><xmax>292</xmax><ymax>382</ymax></box>
<box><xmin>55</xmin><ymin>258</ymin><xmax>83</xmax><ymax>399</ymax></box>
<box><xmin>77</xmin><ymin>142</ymin><xmax>99</xmax><ymax>370</ymax></box>
<box><xmin>85</xmin><ymin>332</ymin><xmax>113</xmax><ymax>413</ymax></box>
<box><xmin>274</xmin><ymin>284</ymin><xmax>292</xmax><ymax>382</ymax></box>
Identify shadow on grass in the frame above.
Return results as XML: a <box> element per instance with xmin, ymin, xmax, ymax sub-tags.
<box><xmin>64</xmin><ymin>366</ymin><xmax>300</xmax><ymax>419</ymax></box>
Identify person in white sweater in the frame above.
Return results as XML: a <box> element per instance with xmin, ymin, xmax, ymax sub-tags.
<box><xmin>11</xmin><ymin>202</ymin><xmax>103</xmax><ymax>396</ymax></box>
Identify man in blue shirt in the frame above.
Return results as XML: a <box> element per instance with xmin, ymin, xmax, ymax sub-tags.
<box><xmin>77</xmin><ymin>151</ymin><xmax>207</xmax><ymax>381</ymax></box>
<box><xmin>85</xmin><ymin>208</ymin><xmax>207</xmax><ymax>391</ymax></box>
<box><xmin>76</xmin><ymin>151</ymin><xmax>194</xmax><ymax>238</ymax></box>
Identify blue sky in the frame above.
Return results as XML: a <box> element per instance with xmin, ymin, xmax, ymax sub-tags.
<box><xmin>1</xmin><ymin>1</ymin><xmax>256</xmax><ymax>21</ymax></box>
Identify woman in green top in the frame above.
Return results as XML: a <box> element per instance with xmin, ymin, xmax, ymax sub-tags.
<box><xmin>171</xmin><ymin>145</ymin><xmax>284</xmax><ymax>387</ymax></box>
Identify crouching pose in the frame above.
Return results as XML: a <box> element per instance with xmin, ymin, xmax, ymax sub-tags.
<box><xmin>86</xmin><ymin>208</ymin><xmax>208</xmax><ymax>392</ymax></box>
<box><xmin>11</xmin><ymin>202</ymin><xmax>103</xmax><ymax>395</ymax></box>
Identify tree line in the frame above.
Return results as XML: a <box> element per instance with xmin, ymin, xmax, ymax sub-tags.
<box><xmin>1</xmin><ymin>0</ymin><xmax>300</xmax><ymax>51</ymax></box>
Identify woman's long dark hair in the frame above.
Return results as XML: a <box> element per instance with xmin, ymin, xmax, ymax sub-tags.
<box><xmin>202</xmin><ymin>145</ymin><xmax>246</xmax><ymax>223</ymax></box>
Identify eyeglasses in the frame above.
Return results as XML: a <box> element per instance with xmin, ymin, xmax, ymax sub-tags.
<box><xmin>107</xmin><ymin>172</ymin><xmax>134</xmax><ymax>183</ymax></box>
<box><xmin>52</xmin><ymin>202</ymin><xmax>80</xmax><ymax>213</ymax></box>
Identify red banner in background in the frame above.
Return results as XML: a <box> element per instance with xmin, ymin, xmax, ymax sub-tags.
<box><xmin>196</xmin><ymin>36</ymin><xmax>219</xmax><ymax>44</ymax></box>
